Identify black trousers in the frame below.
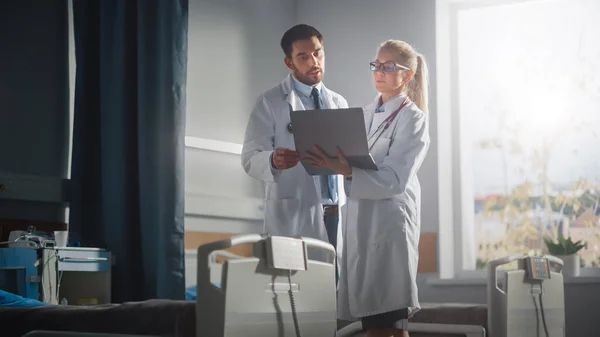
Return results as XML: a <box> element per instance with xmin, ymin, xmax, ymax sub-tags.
<box><xmin>323</xmin><ymin>208</ymin><xmax>339</xmax><ymax>282</ymax></box>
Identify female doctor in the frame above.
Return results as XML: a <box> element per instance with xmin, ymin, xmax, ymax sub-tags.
<box><xmin>306</xmin><ymin>40</ymin><xmax>430</xmax><ymax>337</ymax></box>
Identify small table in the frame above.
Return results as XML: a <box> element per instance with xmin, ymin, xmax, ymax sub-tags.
<box><xmin>41</xmin><ymin>247</ymin><xmax>111</xmax><ymax>305</ymax></box>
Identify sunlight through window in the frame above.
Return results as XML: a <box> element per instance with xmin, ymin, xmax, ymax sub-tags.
<box><xmin>457</xmin><ymin>0</ymin><xmax>600</xmax><ymax>270</ymax></box>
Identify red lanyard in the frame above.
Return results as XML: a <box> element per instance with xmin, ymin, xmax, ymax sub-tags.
<box><xmin>370</xmin><ymin>97</ymin><xmax>409</xmax><ymax>137</ymax></box>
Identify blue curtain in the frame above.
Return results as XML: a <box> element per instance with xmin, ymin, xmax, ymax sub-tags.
<box><xmin>69</xmin><ymin>0</ymin><xmax>188</xmax><ymax>302</ymax></box>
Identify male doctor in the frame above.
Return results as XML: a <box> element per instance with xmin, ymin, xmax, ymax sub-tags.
<box><xmin>241</xmin><ymin>24</ymin><xmax>348</xmax><ymax>266</ymax></box>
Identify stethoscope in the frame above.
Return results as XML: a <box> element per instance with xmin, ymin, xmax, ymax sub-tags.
<box><xmin>367</xmin><ymin>97</ymin><xmax>409</xmax><ymax>146</ymax></box>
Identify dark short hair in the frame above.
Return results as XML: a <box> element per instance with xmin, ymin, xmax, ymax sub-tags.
<box><xmin>280</xmin><ymin>24</ymin><xmax>323</xmax><ymax>58</ymax></box>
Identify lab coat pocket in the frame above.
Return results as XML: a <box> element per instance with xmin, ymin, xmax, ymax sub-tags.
<box><xmin>263</xmin><ymin>198</ymin><xmax>302</xmax><ymax>236</ymax></box>
<box><xmin>370</xmin><ymin>137</ymin><xmax>392</xmax><ymax>163</ymax></box>
<box><xmin>371</xmin><ymin>199</ymin><xmax>405</xmax><ymax>244</ymax></box>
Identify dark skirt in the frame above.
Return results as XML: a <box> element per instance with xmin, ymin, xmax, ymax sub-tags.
<box><xmin>361</xmin><ymin>308</ymin><xmax>409</xmax><ymax>330</ymax></box>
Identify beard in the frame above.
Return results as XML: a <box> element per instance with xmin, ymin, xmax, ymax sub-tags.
<box><xmin>293</xmin><ymin>66</ymin><xmax>323</xmax><ymax>86</ymax></box>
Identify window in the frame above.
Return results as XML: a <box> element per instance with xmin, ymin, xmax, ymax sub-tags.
<box><xmin>441</xmin><ymin>0</ymin><xmax>600</xmax><ymax>276</ymax></box>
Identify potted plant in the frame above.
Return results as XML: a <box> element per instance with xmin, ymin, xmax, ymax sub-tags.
<box><xmin>543</xmin><ymin>233</ymin><xmax>586</xmax><ymax>277</ymax></box>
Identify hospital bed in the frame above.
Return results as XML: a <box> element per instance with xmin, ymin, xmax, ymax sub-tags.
<box><xmin>337</xmin><ymin>254</ymin><xmax>565</xmax><ymax>337</ymax></box>
<box><xmin>8</xmin><ymin>235</ymin><xmax>565</xmax><ymax>337</ymax></box>
<box><xmin>197</xmin><ymin>235</ymin><xmax>569</xmax><ymax>337</ymax></box>
<box><xmin>198</xmin><ymin>234</ymin><xmax>489</xmax><ymax>337</ymax></box>
<box><xmin>196</xmin><ymin>233</ymin><xmax>338</xmax><ymax>336</ymax></box>
<box><xmin>197</xmin><ymin>234</ymin><xmax>490</xmax><ymax>337</ymax></box>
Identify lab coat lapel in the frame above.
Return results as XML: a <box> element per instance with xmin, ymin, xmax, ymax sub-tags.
<box><xmin>321</xmin><ymin>85</ymin><xmax>338</xmax><ymax>109</ymax></box>
<box><xmin>364</xmin><ymin>99</ymin><xmax>379</xmax><ymax>150</ymax></box>
<box><xmin>286</xmin><ymin>90</ymin><xmax>304</xmax><ymax>112</ymax></box>
<box><xmin>366</xmin><ymin>95</ymin><xmax>407</xmax><ymax>150</ymax></box>
<box><xmin>368</xmin><ymin>122</ymin><xmax>388</xmax><ymax>151</ymax></box>
<box><xmin>281</xmin><ymin>74</ymin><xmax>320</xmax><ymax>201</ymax></box>
<box><xmin>282</xmin><ymin>74</ymin><xmax>305</xmax><ymax>111</ymax></box>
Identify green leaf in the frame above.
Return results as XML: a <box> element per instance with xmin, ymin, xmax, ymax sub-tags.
<box><xmin>544</xmin><ymin>235</ymin><xmax>586</xmax><ymax>255</ymax></box>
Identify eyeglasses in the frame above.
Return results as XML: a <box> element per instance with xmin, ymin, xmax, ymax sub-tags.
<box><xmin>369</xmin><ymin>61</ymin><xmax>409</xmax><ymax>72</ymax></box>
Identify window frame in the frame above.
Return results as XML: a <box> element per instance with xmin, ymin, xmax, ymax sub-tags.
<box><xmin>436</xmin><ymin>0</ymin><xmax>600</xmax><ymax>279</ymax></box>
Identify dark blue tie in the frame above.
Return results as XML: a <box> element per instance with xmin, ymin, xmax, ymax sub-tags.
<box><xmin>311</xmin><ymin>87</ymin><xmax>337</xmax><ymax>203</ymax></box>
<box><xmin>311</xmin><ymin>87</ymin><xmax>322</xmax><ymax>109</ymax></box>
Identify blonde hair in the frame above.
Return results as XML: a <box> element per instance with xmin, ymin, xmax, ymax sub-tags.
<box><xmin>378</xmin><ymin>40</ymin><xmax>429</xmax><ymax>113</ymax></box>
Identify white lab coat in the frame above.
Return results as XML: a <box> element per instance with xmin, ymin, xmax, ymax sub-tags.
<box><xmin>337</xmin><ymin>94</ymin><xmax>430</xmax><ymax>320</ymax></box>
<box><xmin>241</xmin><ymin>74</ymin><xmax>348</xmax><ymax>262</ymax></box>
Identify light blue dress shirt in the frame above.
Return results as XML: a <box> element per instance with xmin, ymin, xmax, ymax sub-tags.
<box><xmin>376</xmin><ymin>93</ymin><xmax>402</xmax><ymax>113</ymax></box>
<box><xmin>291</xmin><ymin>75</ymin><xmax>338</xmax><ymax>206</ymax></box>
<box><xmin>369</xmin><ymin>94</ymin><xmax>404</xmax><ymax>135</ymax></box>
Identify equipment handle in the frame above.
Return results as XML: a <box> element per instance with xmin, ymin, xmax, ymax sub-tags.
<box><xmin>301</xmin><ymin>236</ymin><xmax>336</xmax><ymax>264</ymax></box>
<box><xmin>59</xmin><ymin>257</ymin><xmax>108</xmax><ymax>262</ymax></box>
<box><xmin>487</xmin><ymin>254</ymin><xmax>526</xmax><ymax>295</ymax></box>
<box><xmin>543</xmin><ymin>255</ymin><xmax>564</xmax><ymax>273</ymax></box>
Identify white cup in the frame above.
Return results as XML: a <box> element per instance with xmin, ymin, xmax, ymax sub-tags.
<box><xmin>54</xmin><ymin>231</ymin><xmax>69</xmax><ymax>247</ymax></box>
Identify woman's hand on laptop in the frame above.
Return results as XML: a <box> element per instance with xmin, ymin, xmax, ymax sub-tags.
<box><xmin>305</xmin><ymin>145</ymin><xmax>352</xmax><ymax>177</ymax></box>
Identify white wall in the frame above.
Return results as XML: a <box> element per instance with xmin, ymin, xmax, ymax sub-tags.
<box><xmin>187</xmin><ymin>0</ymin><xmax>296</xmax><ymax>144</ymax></box>
<box><xmin>184</xmin><ymin>0</ymin><xmax>297</xmax><ymax>236</ymax></box>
